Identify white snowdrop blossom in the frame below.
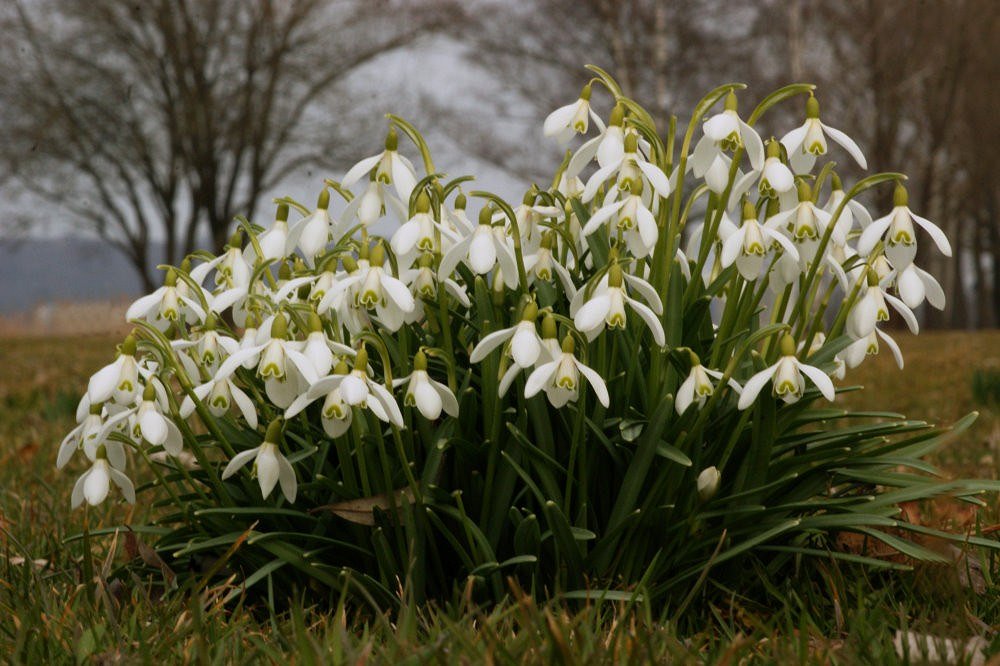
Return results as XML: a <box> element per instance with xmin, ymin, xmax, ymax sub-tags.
<box><xmin>675</xmin><ymin>353</ymin><xmax>742</xmax><ymax>415</ymax></box>
<box><xmin>132</xmin><ymin>383</ymin><xmax>183</xmax><ymax>456</ymax></box>
<box><xmin>544</xmin><ymin>83</ymin><xmax>603</xmax><ymax>143</ymax></box>
<box><xmin>721</xmin><ymin>201</ymin><xmax>800</xmax><ymax>280</ymax></box>
<box><xmin>470</xmin><ymin>303</ymin><xmax>543</xmax><ymax>369</ymax></box>
<box><xmin>126</xmin><ymin>268</ymin><xmax>206</xmax><ymax>331</ymax></box>
<box><xmin>341</xmin><ymin>127</ymin><xmax>417</xmax><ymax>201</ymax></box>
<box><xmin>756</xmin><ymin>139</ymin><xmax>796</xmax><ymax>201</ymax></box>
<box><xmin>222</xmin><ymin>419</ymin><xmax>297</xmax><ymax>503</ymax></box>
<box><xmin>438</xmin><ymin>207</ymin><xmax>519</xmax><ymax>288</ymax></box>
<box><xmin>525</xmin><ymin>336</ymin><xmax>609</xmax><ymax>408</ymax></box>
<box><xmin>573</xmin><ymin>265</ymin><xmax>665</xmax><ymax>345</ymax></box>
<box><xmin>781</xmin><ymin>96</ymin><xmax>867</xmax><ymax>173</ymax></box>
<box><xmin>393</xmin><ymin>351</ymin><xmax>459</xmax><ymax>420</ymax></box>
<box><xmin>857</xmin><ymin>184</ymin><xmax>952</xmax><ymax>269</ymax></box>
<box><xmin>738</xmin><ymin>335</ymin><xmax>836</xmax><ymax>409</ymax></box>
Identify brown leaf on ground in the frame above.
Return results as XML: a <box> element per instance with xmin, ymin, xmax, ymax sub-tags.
<box><xmin>313</xmin><ymin>487</ymin><xmax>418</xmax><ymax>525</ymax></box>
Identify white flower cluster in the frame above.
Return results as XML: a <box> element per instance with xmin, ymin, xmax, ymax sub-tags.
<box><xmin>59</xmin><ymin>83</ymin><xmax>950</xmax><ymax>507</ymax></box>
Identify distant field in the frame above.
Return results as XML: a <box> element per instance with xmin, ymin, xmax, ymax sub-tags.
<box><xmin>1</xmin><ymin>331</ymin><xmax>997</xmax><ymax>661</ymax></box>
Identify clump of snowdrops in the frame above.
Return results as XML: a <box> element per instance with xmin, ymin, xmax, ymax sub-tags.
<box><xmin>59</xmin><ymin>66</ymin><xmax>998</xmax><ymax>611</ymax></box>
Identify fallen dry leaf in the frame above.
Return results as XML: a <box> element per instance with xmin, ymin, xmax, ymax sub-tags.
<box><xmin>314</xmin><ymin>487</ymin><xmax>418</xmax><ymax>525</ymax></box>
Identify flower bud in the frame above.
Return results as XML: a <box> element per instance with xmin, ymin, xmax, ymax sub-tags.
<box><xmin>741</xmin><ymin>199</ymin><xmax>758</xmax><ymax>222</ymax></box>
<box><xmin>353</xmin><ymin>345</ymin><xmax>369</xmax><ymax>371</ymax></box>
<box><xmin>609</xmin><ymin>103</ymin><xmax>625</xmax><ymax>127</ymax></box>
<box><xmin>413</xmin><ymin>349</ymin><xmax>428</xmax><ymax>371</ymax></box>
<box><xmin>479</xmin><ymin>204</ymin><xmax>494</xmax><ymax>226</ymax></box>
<box><xmin>454</xmin><ymin>192</ymin><xmax>467</xmax><ymax>210</ymax></box>
<box><xmin>624</xmin><ymin>133</ymin><xmax>639</xmax><ymax>153</ymax></box>
<box><xmin>276</xmin><ymin>204</ymin><xmax>289</xmax><ymax>222</ymax></box>
<box><xmin>271</xmin><ymin>313</ymin><xmax>288</xmax><ymax>340</ymax></box>
<box><xmin>121</xmin><ymin>334</ymin><xmax>137</xmax><ymax>356</ymax></box>
<box><xmin>796</xmin><ymin>180</ymin><xmax>812</xmax><ymax>203</ymax></box>
<box><xmin>806</xmin><ymin>95</ymin><xmax>820</xmax><ymax>119</ymax></box>
<box><xmin>697</xmin><ymin>466</ymin><xmax>721</xmax><ymax>501</ymax></box>
<box><xmin>560</xmin><ymin>335</ymin><xmax>575</xmax><ymax>354</ymax></box>
<box><xmin>893</xmin><ymin>183</ymin><xmax>908</xmax><ymax>208</ymax></box>
<box><xmin>779</xmin><ymin>333</ymin><xmax>797</xmax><ymax>357</ymax></box>
<box><xmin>541</xmin><ymin>314</ymin><xmax>558</xmax><ymax>340</ymax></box>
<box><xmin>521</xmin><ymin>301</ymin><xmax>538</xmax><ymax>322</ymax></box>
<box><xmin>341</xmin><ymin>255</ymin><xmax>359</xmax><ymax>273</ymax></box>
<box><xmin>317</xmin><ymin>189</ymin><xmax>330</xmax><ymax>210</ymax></box>
<box><xmin>766</xmin><ymin>139</ymin><xmax>782</xmax><ymax>160</ymax></box>
<box><xmin>264</xmin><ymin>418</ymin><xmax>283</xmax><ymax>445</ymax></box>
<box><xmin>415</xmin><ymin>190</ymin><xmax>431</xmax><ymax>214</ymax></box>
<box><xmin>579</xmin><ymin>82</ymin><xmax>592</xmax><ymax>102</ymax></box>
<box><xmin>369</xmin><ymin>241</ymin><xmax>386</xmax><ymax>267</ymax></box>
<box><xmin>724</xmin><ymin>89</ymin><xmax>738</xmax><ymax>112</ymax></box>
<box><xmin>385</xmin><ymin>127</ymin><xmax>399</xmax><ymax>151</ymax></box>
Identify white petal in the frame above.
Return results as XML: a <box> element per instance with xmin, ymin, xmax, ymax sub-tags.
<box><xmin>915</xmin><ymin>266</ymin><xmax>946</xmax><ymax>310</ymax></box>
<box><xmin>574</xmin><ymin>294</ymin><xmax>612</xmax><ymax>336</ymax></box>
<box><xmin>908</xmin><ymin>210</ymin><xmax>953</xmax><ymax>257</ymax></box>
<box><xmin>884</xmin><ymin>293</ymin><xmax>919</xmax><ymax>334</ymax></box>
<box><xmin>380</xmin><ymin>273</ymin><xmax>416</xmax><ymax>313</ymax></box>
<box><xmin>857</xmin><ymin>214</ymin><xmax>893</xmax><ymax>257</ymax></box>
<box><xmin>468</xmin><ymin>231</ymin><xmax>496</xmax><ymax>274</ymax></box>
<box><xmin>524</xmin><ymin>361</ymin><xmax>559</xmax><ymax>398</ymax></box>
<box><xmin>636</xmin><ymin>160</ymin><xmax>672</xmax><ymax>198</ymax></box>
<box><xmin>341</xmin><ymin>154</ymin><xmax>382</xmax><ymax>188</ymax></box>
<box><xmin>738</xmin><ymin>364</ymin><xmax>778</xmax><ymax>410</ymax></box>
<box><xmin>820</xmin><ymin>123</ymin><xmax>867</xmax><ymax>169</ymax></box>
<box><xmin>431</xmin><ymin>379</ymin><xmax>459</xmax><ymax>417</ymax></box>
<box><xmin>796</xmin><ymin>361</ymin><xmax>836</xmax><ymax>401</ymax></box>
<box><xmin>276</xmin><ymin>452</ymin><xmax>297</xmax><ymax>503</ymax></box>
<box><xmin>542</xmin><ymin>103</ymin><xmax>578</xmax><ymax>137</ymax></box>
<box><xmin>779</xmin><ymin>123</ymin><xmax>809</xmax><ymax>155</ymax></box>
<box><xmin>875</xmin><ymin>328</ymin><xmax>904</xmax><ymax>369</ymax></box>
<box><xmin>88</xmin><ymin>357</ymin><xmax>125</xmax><ymax>405</ymax></box>
<box><xmin>574</xmin><ymin>359</ymin><xmax>610</xmax><ymax>407</ymax></box>
<box><xmin>438</xmin><ymin>235</ymin><xmax>473</xmax><ymax>280</ymax></box>
<box><xmin>126</xmin><ymin>288</ymin><xmax>166</xmax><ymax>321</ymax></box>
<box><xmin>626</xmin><ymin>297</ymin><xmax>666</xmax><ymax>347</ymax></box>
<box><xmin>739</xmin><ymin>120</ymin><xmax>765</xmax><ymax>171</ymax></box>
<box><xmin>582</xmin><ymin>200</ymin><xmax>626</xmax><ymax>237</ymax></box>
<box><xmin>414</xmin><ymin>380</ymin><xmax>443</xmax><ymax>419</ymax></box>
<box><xmin>370</xmin><ymin>381</ymin><xmax>404</xmax><ymax>426</ymax></box>
<box><xmin>470</xmin><ymin>326</ymin><xmax>515</xmax><ymax>363</ymax></box>
<box><xmin>675</xmin><ymin>376</ymin><xmax>696</xmax><ymax>415</ymax></box>
<box><xmin>139</xmin><ymin>410</ymin><xmax>168</xmax><ymax>446</ymax></box>
<box><xmin>510</xmin><ymin>326</ymin><xmax>541</xmax><ymax>368</ymax></box>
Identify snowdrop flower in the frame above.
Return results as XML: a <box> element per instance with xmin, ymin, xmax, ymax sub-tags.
<box><xmin>87</xmin><ymin>335</ymin><xmax>141</xmax><ymax>406</ymax></box>
<box><xmin>757</xmin><ymin>140</ymin><xmax>796</xmax><ymax>201</ymax></box>
<box><xmin>524</xmin><ymin>232</ymin><xmax>577</xmax><ymax>296</ymax></box>
<box><xmin>574</xmin><ymin>264</ymin><xmax>665</xmax><ymax>345</ymax></box>
<box><xmin>190</xmin><ymin>230</ymin><xmax>252</xmax><ymax>290</ymax></box>
<box><xmin>696</xmin><ymin>467</ymin><xmax>721</xmax><ymax>502</ymax></box>
<box><xmin>844</xmin><ymin>327</ymin><xmax>904</xmax><ymax>370</ymax></box>
<box><xmin>470</xmin><ymin>302</ymin><xmax>542</xmax><ymax>369</ymax></box>
<box><xmin>582</xmin><ymin>133</ymin><xmax>672</xmax><ymax>204</ymax></box>
<box><xmin>126</xmin><ymin>268</ymin><xmax>206</xmax><ymax>331</ymax></box>
<box><xmin>764</xmin><ymin>182</ymin><xmax>837</xmax><ymax>266</ymax></box>
<box><xmin>341</xmin><ymin>127</ymin><xmax>417</xmax><ymax>201</ymax></box>
<box><xmin>179</xmin><ymin>368</ymin><xmax>258</xmax><ymax>429</ymax></box>
<box><xmin>222</xmin><ymin>419</ymin><xmax>297</xmax><ymax>503</ymax></box>
<box><xmin>71</xmin><ymin>444</ymin><xmax>135</xmax><ymax>508</ymax></box>
<box><xmin>243</xmin><ymin>205</ymin><xmax>303</xmax><ymax>266</ymax></box>
<box><xmin>857</xmin><ymin>184</ymin><xmax>952</xmax><ymax>269</ymax></box>
<box><xmin>291</xmin><ymin>190</ymin><xmax>336</xmax><ymax>267</ymax></box>
<box><xmin>57</xmin><ymin>402</ymin><xmax>133</xmax><ymax>470</ymax></box>
<box><xmin>393</xmin><ymin>350</ymin><xmax>459</xmax><ymax>420</ymax></box>
<box><xmin>823</xmin><ymin>174</ymin><xmax>872</xmax><ymax>243</ymax></box>
<box><xmin>738</xmin><ymin>334</ymin><xmax>836</xmax><ymax>409</ymax></box>
<box><xmin>581</xmin><ymin>177</ymin><xmax>658</xmax><ymax>258</ymax></box>
<box><xmin>691</xmin><ymin>90</ymin><xmax>765</xmax><ymax>181</ymax></box>
<box><xmin>391</xmin><ymin>191</ymin><xmax>457</xmax><ymax>259</ymax></box>
<box><xmin>675</xmin><ymin>351</ymin><xmax>742</xmax><ymax>415</ymax></box>
<box><xmin>566</xmin><ymin>102</ymin><xmax>626</xmax><ymax>178</ymax></box>
<box><xmin>543</xmin><ymin>83</ymin><xmax>603</xmax><ymax>144</ymax></box>
<box><xmin>781</xmin><ymin>95</ymin><xmax>867</xmax><ymax>173</ymax></box>
<box><xmin>438</xmin><ymin>206</ymin><xmax>519</xmax><ymax>288</ymax></box>
<box><xmin>287</xmin><ymin>347</ymin><xmax>403</xmax><ymax>427</ymax></box>
<box><xmin>847</xmin><ymin>270</ymin><xmax>918</xmax><ymax>340</ymax></box>
<box><xmin>721</xmin><ymin>200</ymin><xmax>800</xmax><ymax>280</ymax></box>
<box><xmin>170</xmin><ymin>316</ymin><xmax>240</xmax><ymax>375</ymax></box>
<box><xmin>284</xmin><ymin>359</ymin><xmax>354</xmax><ymax>437</ymax></box>
<box><xmin>132</xmin><ymin>383</ymin><xmax>182</xmax><ymax>456</ymax></box>
<box><xmin>320</xmin><ymin>243</ymin><xmax>415</xmax><ymax>332</ymax></box>
<box><xmin>892</xmin><ymin>262</ymin><xmax>946</xmax><ymax>310</ymax></box>
<box><xmin>525</xmin><ymin>335</ymin><xmax>609</xmax><ymax>408</ymax></box>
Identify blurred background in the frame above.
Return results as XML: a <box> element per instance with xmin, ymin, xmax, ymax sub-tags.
<box><xmin>0</xmin><ymin>0</ymin><xmax>996</xmax><ymax>336</ymax></box>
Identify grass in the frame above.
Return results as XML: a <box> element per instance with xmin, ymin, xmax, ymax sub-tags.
<box><xmin>1</xmin><ymin>332</ymin><xmax>998</xmax><ymax>662</ymax></box>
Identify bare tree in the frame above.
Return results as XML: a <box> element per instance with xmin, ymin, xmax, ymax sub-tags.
<box><xmin>0</xmin><ymin>0</ymin><xmax>457</xmax><ymax>290</ymax></box>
